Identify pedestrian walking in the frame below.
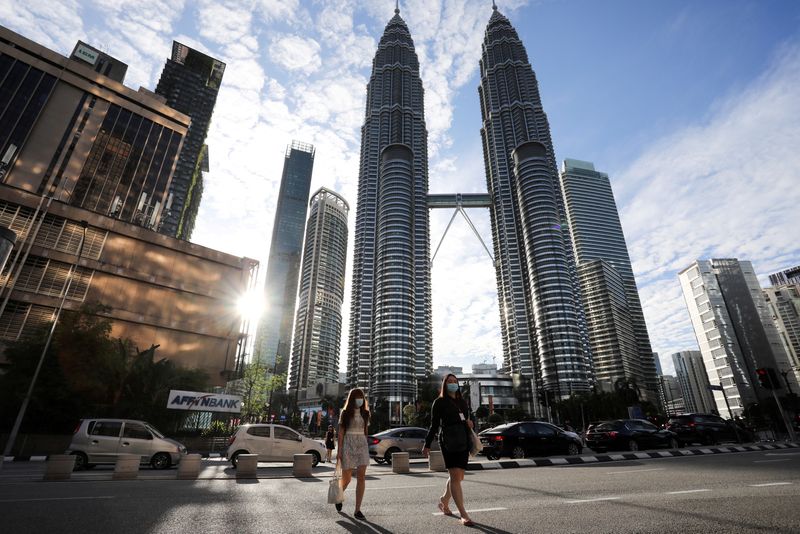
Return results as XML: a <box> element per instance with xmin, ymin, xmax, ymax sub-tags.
<box><xmin>334</xmin><ymin>388</ymin><xmax>370</xmax><ymax>519</ymax></box>
<box><xmin>422</xmin><ymin>374</ymin><xmax>474</xmax><ymax>527</ymax></box>
<box><xmin>325</xmin><ymin>425</ymin><xmax>336</xmax><ymax>463</ymax></box>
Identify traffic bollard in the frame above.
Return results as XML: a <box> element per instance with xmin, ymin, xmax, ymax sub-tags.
<box><xmin>236</xmin><ymin>454</ymin><xmax>258</xmax><ymax>479</ymax></box>
<box><xmin>292</xmin><ymin>454</ymin><xmax>314</xmax><ymax>478</ymax></box>
<box><xmin>428</xmin><ymin>450</ymin><xmax>446</xmax><ymax>472</ymax></box>
<box><xmin>112</xmin><ymin>454</ymin><xmax>141</xmax><ymax>480</ymax></box>
<box><xmin>177</xmin><ymin>454</ymin><xmax>202</xmax><ymax>480</ymax></box>
<box><xmin>392</xmin><ymin>452</ymin><xmax>410</xmax><ymax>474</ymax></box>
<box><xmin>44</xmin><ymin>455</ymin><xmax>76</xmax><ymax>481</ymax></box>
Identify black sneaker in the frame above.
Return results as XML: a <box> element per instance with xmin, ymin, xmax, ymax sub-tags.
<box><xmin>354</xmin><ymin>511</ymin><xmax>365</xmax><ymax>520</ymax></box>
<box><xmin>335</xmin><ymin>503</ymin><xmax>342</xmax><ymax>512</ymax></box>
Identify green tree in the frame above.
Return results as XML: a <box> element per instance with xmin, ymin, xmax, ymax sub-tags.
<box><xmin>239</xmin><ymin>360</ymin><xmax>270</xmax><ymax>422</ymax></box>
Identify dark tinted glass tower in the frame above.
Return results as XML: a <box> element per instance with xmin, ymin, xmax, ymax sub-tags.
<box><xmin>347</xmin><ymin>7</ymin><xmax>432</xmax><ymax>407</ymax></box>
<box><xmin>561</xmin><ymin>159</ymin><xmax>659</xmax><ymax>401</ymax></box>
<box><xmin>289</xmin><ymin>188</ymin><xmax>349</xmax><ymax>390</ymax></box>
<box><xmin>155</xmin><ymin>42</ymin><xmax>225</xmax><ymax>240</ymax></box>
<box><xmin>479</xmin><ymin>6</ymin><xmax>591</xmax><ymax>410</ymax></box>
<box><xmin>254</xmin><ymin>141</ymin><xmax>315</xmax><ymax>376</ymax></box>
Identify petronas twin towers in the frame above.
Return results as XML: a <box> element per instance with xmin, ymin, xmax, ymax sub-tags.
<box><xmin>348</xmin><ymin>4</ymin><xmax>592</xmax><ymax>414</ymax></box>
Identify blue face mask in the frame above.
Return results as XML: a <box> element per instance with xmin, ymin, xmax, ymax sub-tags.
<box><xmin>355</xmin><ymin>398</ymin><xmax>364</xmax><ymax>408</ymax></box>
<box><xmin>446</xmin><ymin>383</ymin><xmax>459</xmax><ymax>393</ymax></box>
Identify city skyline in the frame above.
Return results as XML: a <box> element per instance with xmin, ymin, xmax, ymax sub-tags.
<box><xmin>4</xmin><ymin>1</ymin><xmax>798</xmax><ymax>377</ymax></box>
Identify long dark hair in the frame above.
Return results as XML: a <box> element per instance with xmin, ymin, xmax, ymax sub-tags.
<box><xmin>439</xmin><ymin>373</ymin><xmax>463</xmax><ymax>401</ymax></box>
<box><xmin>340</xmin><ymin>388</ymin><xmax>370</xmax><ymax>433</ymax></box>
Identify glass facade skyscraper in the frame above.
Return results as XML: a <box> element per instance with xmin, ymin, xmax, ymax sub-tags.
<box><xmin>154</xmin><ymin>42</ymin><xmax>225</xmax><ymax>240</ymax></box>
<box><xmin>254</xmin><ymin>141</ymin><xmax>315</xmax><ymax>376</ymax></box>
<box><xmin>289</xmin><ymin>188</ymin><xmax>348</xmax><ymax>390</ymax></box>
<box><xmin>478</xmin><ymin>6</ymin><xmax>591</xmax><ymax>410</ymax></box>
<box><xmin>671</xmin><ymin>351</ymin><xmax>715</xmax><ymax>414</ymax></box>
<box><xmin>560</xmin><ymin>158</ymin><xmax>659</xmax><ymax>401</ymax></box>
<box><xmin>347</xmin><ymin>7</ymin><xmax>432</xmax><ymax>405</ymax></box>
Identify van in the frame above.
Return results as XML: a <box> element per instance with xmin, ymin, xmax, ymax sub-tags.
<box><xmin>66</xmin><ymin>418</ymin><xmax>187</xmax><ymax>470</ymax></box>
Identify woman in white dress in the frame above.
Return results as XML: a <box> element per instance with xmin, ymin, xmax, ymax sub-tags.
<box><xmin>335</xmin><ymin>388</ymin><xmax>371</xmax><ymax>519</ymax></box>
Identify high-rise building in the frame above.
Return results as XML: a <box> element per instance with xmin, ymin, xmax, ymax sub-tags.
<box><xmin>678</xmin><ymin>259</ymin><xmax>798</xmax><ymax>416</ymax></box>
<box><xmin>0</xmin><ymin>27</ymin><xmax>256</xmax><ymax>384</ymax></box>
<box><xmin>768</xmin><ymin>264</ymin><xmax>800</xmax><ymax>286</ymax></box>
<box><xmin>69</xmin><ymin>41</ymin><xmax>128</xmax><ymax>83</ymax></box>
<box><xmin>653</xmin><ymin>352</ymin><xmax>662</xmax><ymax>376</ymax></box>
<box><xmin>763</xmin><ymin>284</ymin><xmax>800</xmax><ymax>385</ymax></box>
<box><xmin>254</xmin><ymin>141</ymin><xmax>315</xmax><ymax>376</ymax></box>
<box><xmin>560</xmin><ymin>158</ymin><xmax>659</xmax><ymax>402</ymax></box>
<box><xmin>658</xmin><ymin>374</ymin><xmax>685</xmax><ymax>415</ymax></box>
<box><xmin>289</xmin><ymin>188</ymin><xmax>349</xmax><ymax>390</ymax></box>
<box><xmin>478</xmin><ymin>5</ymin><xmax>591</xmax><ymax>408</ymax></box>
<box><xmin>347</xmin><ymin>7</ymin><xmax>432</xmax><ymax>406</ymax></box>
<box><xmin>154</xmin><ymin>42</ymin><xmax>225</xmax><ymax>240</ymax></box>
<box><xmin>672</xmin><ymin>351</ymin><xmax>715</xmax><ymax>414</ymax></box>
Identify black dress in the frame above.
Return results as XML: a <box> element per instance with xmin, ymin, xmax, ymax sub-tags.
<box><xmin>425</xmin><ymin>396</ymin><xmax>470</xmax><ymax>469</ymax></box>
<box><xmin>325</xmin><ymin>431</ymin><xmax>335</xmax><ymax>450</ymax></box>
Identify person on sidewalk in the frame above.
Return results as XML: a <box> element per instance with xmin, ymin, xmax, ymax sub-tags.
<box><xmin>334</xmin><ymin>388</ymin><xmax>371</xmax><ymax>520</ymax></box>
<box><xmin>422</xmin><ymin>374</ymin><xmax>474</xmax><ymax>527</ymax></box>
<box><xmin>325</xmin><ymin>425</ymin><xmax>336</xmax><ymax>463</ymax></box>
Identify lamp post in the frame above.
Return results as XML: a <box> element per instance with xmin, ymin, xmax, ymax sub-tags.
<box><xmin>3</xmin><ymin>220</ymin><xmax>89</xmax><ymax>457</ymax></box>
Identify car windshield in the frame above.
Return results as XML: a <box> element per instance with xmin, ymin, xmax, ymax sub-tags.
<box><xmin>595</xmin><ymin>422</ymin><xmax>620</xmax><ymax>431</ymax></box>
<box><xmin>145</xmin><ymin>424</ymin><xmax>165</xmax><ymax>438</ymax></box>
<box><xmin>375</xmin><ymin>429</ymin><xmax>398</xmax><ymax>437</ymax></box>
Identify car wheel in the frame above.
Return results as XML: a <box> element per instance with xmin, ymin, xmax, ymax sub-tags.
<box><xmin>151</xmin><ymin>452</ymin><xmax>171</xmax><ymax>470</ymax></box>
<box><xmin>567</xmin><ymin>443</ymin><xmax>581</xmax><ymax>456</ymax></box>
<box><xmin>384</xmin><ymin>448</ymin><xmax>400</xmax><ymax>465</ymax></box>
<box><xmin>231</xmin><ymin>450</ymin><xmax>248</xmax><ymax>468</ymax></box>
<box><xmin>511</xmin><ymin>446</ymin><xmax>526</xmax><ymax>459</ymax></box>
<box><xmin>306</xmin><ymin>450</ymin><xmax>321</xmax><ymax>467</ymax></box>
<box><xmin>627</xmin><ymin>440</ymin><xmax>639</xmax><ymax>452</ymax></box>
<box><xmin>668</xmin><ymin>438</ymin><xmax>679</xmax><ymax>449</ymax></box>
<box><xmin>71</xmin><ymin>452</ymin><xmax>88</xmax><ymax>471</ymax></box>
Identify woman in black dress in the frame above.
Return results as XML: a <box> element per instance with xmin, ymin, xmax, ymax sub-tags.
<box><xmin>325</xmin><ymin>425</ymin><xmax>335</xmax><ymax>463</ymax></box>
<box><xmin>422</xmin><ymin>374</ymin><xmax>474</xmax><ymax>526</ymax></box>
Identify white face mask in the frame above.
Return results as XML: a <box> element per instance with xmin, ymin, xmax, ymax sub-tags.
<box><xmin>355</xmin><ymin>398</ymin><xmax>364</xmax><ymax>408</ymax></box>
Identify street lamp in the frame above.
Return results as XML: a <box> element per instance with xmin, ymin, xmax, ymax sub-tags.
<box><xmin>3</xmin><ymin>220</ymin><xmax>89</xmax><ymax>457</ymax></box>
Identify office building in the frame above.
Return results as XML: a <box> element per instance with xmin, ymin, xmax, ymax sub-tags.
<box><xmin>0</xmin><ymin>27</ymin><xmax>257</xmax><ymax>384</ymax></box>
<box><xmin>289</xmin><ymin>188</ymin><xmax>349</xmax><ymax>390</ymax></box>
<box><xmin>254</xmin><ymin>141</ymin><xmax>315</xmax><ymax>375</ymax></box>
<box><xmin>768</xmin><ymin>264</ymin><xmax>800</xmax><ymax>287</ymax></box>
<box><xmin>672</xmin><ymin>350</ymin><xmax>715</xmax><ymax>414</ymax></box>
<box><xmin>763</xmin><ymin>284</ymin><xmax>800</xmax><ymax>385</ymax></box>
<box><xmin>679</xmin><ymin>259</ymin><xmax>798</xmax><ymax>416</ymax></box>
<box><xmin>561</xmin><ymin>158</ymin><xmax>659</xmax><ymax>402</ymax></box>
<box><xmin>154</xmin><ymin>42</ymin><xmax>225</xmax><ymax>240</ymax></box>
<box><xmin>478</xmin><ymin>5</ymin><xmax>591</xmax><ymax>410</ymax></box>
<box><xmin>347</xmin><ymin>7</ymin><xmax>432</xmax><ymax>405</ymax></box>
<box><xmin>658</xmin><ymin>374</ymin><xmax>685</xmax><ymax>415</ymax></box>
<box><xmin>69</xmin><ymin>41</ymin><xmax>128</xmax><ymax>83</ymax></box>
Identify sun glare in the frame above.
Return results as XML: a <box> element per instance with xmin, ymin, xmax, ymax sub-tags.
<box><xmin>237</xmin><ymin>291</ymin><xmax>265</xmax><ymax>323</ymax></box>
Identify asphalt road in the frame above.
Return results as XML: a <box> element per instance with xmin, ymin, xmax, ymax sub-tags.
<box><xmin>1</xmin><ymin>449</ymin><xmax>798</xmax><ymax>533</ymax></box>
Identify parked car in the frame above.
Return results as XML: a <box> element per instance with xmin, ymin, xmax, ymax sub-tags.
<box><xmin>479</xmin><ymin>421</ymin><xmax>582</xmax><ymax>460</ymax></box>
<box><xmin>368</xmin><ymin>427</ymin><xmax>431</xmax><ymax>464</ymax></box>
<box><xmin>226</xmin><ymin>424</ymin><xmax>326</xmax><ymax>468</ymax></box>
<box><xmin>67</xmin><ymin>418</ymin><xmax>187</xmax><ymax>470</ymax></box>
<box><xmin>665</xmin><ymin>413</ymin><xmax>753</xmax><ymax>446</ymax></box>
<box><xmin>585</xmin><ymin>419</ymin><xmax>678</xmax><ymax>452</ymax></box>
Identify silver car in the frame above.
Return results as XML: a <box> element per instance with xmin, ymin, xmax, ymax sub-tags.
<box><xmin>66</xmin><ymin>418</ymin><xmax>187</xmax><ymax>470</ymax></box>
<box><xmin>368</xmin><ymin>426</ymin><xmax>432</xmax><ymax>465</ymax></box>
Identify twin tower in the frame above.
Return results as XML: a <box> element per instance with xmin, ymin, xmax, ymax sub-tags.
<box><xmin>347</xmin><ymin>5</ymin><xmax>591</xmax><ymax>413</ymax></box>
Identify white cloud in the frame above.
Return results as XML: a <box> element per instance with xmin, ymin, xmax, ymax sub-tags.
<box><xmin>0</xmin><ymin>0</ymin><xmax>85</xmax><ymax>54</ymax></box>
<box><xmin>269</xmin><ymin>35</ymin><xmax>322</xmax><ymax>74</ymax></box>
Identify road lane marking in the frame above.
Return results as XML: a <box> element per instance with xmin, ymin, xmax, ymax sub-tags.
<box><xmin>433</xmin><ymin>507</ymin><xmax>506</xmax><ymax>515</ymax></box>
<box><xmin>665</xmin><ymin>489</ymin><xmax>711</xmax><ymax>494</ymax></box>
<box><xmin>749</xmin><ymin>482</ymin><xmax>793</xmax><ymax>487</ymax></box>
<box><xmin>765</xmin><ymin>452</ymin><xmax>800</xmax><ymax>456</ymax></box>
<box><xmin>373</xmin><ymin>484</ymin><xmax>438</xmax><ymax>490</ymax></box>
<box><xmin>754</xmin><ymin>459</ymin><xmax>792</xmax><ymax>463</ymax></box>
<box><xmin>565</xmin><ymin>497</ymin><xmax>621</xmax><ymax>504</ymax></box>
<box><xmin>0</xmin><ymin>496</ymin><xmax>115</xmax><ymax>503</ymax></box>
<box><xmin>606</xmin><ymin>468</ymin><xmax>665</xmax><ymax>475</ymax></box>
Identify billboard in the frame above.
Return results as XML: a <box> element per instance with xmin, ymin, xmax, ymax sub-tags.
<box><xmin>167</xmin><ymin>390</ymin><xmax>242</xmax><ymax>413</ymax></box>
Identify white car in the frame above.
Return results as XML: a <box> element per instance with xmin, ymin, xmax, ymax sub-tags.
<box><xmin>226</xmin><ymin>424</ymin><xmax>327</xmax><ymax>468</ymax></box>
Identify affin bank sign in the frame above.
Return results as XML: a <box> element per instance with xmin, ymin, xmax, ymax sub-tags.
<box><xmin>74</xmin><ymin>44</ymin><xmax>98</xmax><ymax>65</ymax></box>
<box><xmin>167</xmin><ymin>390</ymin><xmax>242</xmax><ymax>413</ymax></box>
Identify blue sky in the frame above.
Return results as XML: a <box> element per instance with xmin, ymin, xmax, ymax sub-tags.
<box><xmin>3</xmin><ymin>0</ymin><xmax>799</xmax><ymax>377</ymax></box>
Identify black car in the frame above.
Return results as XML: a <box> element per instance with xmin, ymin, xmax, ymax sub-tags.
<box><xmin>585</xmin><ymin>419</ymin><xmax>678</xmax><ymax>452</ymax></box>
<box><xmin>665</xmin><ymin>413</ymin><xmax>752</xmax><ymax>446</ymax></box>
<box><xmin>479</xmin><ymin>421</ymin><xmax>582</xmax><ymax>460</ymax></box>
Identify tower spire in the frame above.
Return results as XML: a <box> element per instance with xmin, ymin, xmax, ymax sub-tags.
<box><xmin>395</xmin><ymin>0</ymin><xmax>400</xmax><ymax>14</ymax></box>
<box><xmin>492</xmin><ymin>0</ymin><xmax>498</xmax><ymax>10</ymax></box>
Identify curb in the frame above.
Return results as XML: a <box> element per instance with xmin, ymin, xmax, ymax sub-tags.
<box><xmin>466</xmin><ymin>442</ymin><xmax>800</xmax><ymax>471</ymax></box>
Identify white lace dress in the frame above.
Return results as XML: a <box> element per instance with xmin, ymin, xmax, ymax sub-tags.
<box><xmin>339</xmin><ymin>412</ymin><xmax>370</xmax><ymax>470</ymax></box>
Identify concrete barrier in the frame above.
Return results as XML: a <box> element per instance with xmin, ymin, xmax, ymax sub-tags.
<box><xmin>177</xmin><ymin>454</ymin><xmax>202</xmax><ymax>480</ymax></box>
<box><xmin>236</xmin><ymin>454</ymin><xmax>258</xmax><ymax>479</ymax></box>
<box><xmin>392</xmin><ymin>452</ymin><xmax>410</xmax><ymax>474</ymax></box>
<box><xmin>428</xmin><ymin>450</ymin><xmax>446</xmax><ymax>472</ymax></box>
<box><xmin>112</xmin><ymin>454</ymin><xmax>141</xmax><ymax>480</ymax></box>
<box><xmin>44</xmin><ymin>455</ymin><xmax>76</xmax><ymax>481</ymax></box>
<box><xmin>292</xmin><ymin>454</ymin><xmax>313</xmax><ymax>478</ymax></box>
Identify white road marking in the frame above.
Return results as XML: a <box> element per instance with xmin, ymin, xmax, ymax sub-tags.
<box><xmin>549</xmin><ymin>458</ymin><xmax>568</xmax><ymax>465</ymax></box>
<box><xmin>749</xmin><ymin>482</ymin><xmax>793</xmax><ymax>487</ymax></box>
<box><xmin>634</xmin><ymin>453</ymin><xmax>651</xmax><ymax>459</ymax></box>
<box><xmin>433</xmin><ymin>507</ymin><xmax>506</xmax><ymax>515</ymax></box>
<box><xmin>665</xmin><ymin>489</ymin><xmax>711</xmax><ymax>494</ymax></box>
<box><xmin>754</xmin><ymin>459</ymin><xmax>792</xmax><ymax>463</ymax></box>
<box><xmin>565</xmin><ymin>497</ymin><xmax>621</xmax><ymax>504</ymax></box>
<box><xmin>0</xmin><ymin>496</ymin><xmax>115</xmax><ymax>503</ymax></box>
<box><xmin>765</xmin><ymin>452</ymin><xmax>800</xmax><ymax>456</ymax></box>
<box><xmin>606</xmin><ymin>468</ymin><xmax>665</xmax><ymax>475</ymax></box>
<box><xmin>373</xmin><ymin>484</ymin><xmax>438</xmax><ymax>490</ymax></box>
<box><xmin>579</xmin><ymin>456</ymin><xmax>598</xmax><ymax>463</ymax></box>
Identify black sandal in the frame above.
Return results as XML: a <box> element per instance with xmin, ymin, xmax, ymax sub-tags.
<box><xmin>335</xmin><ymin>503</ymin><xmax>342</xmax><ymax>512</ymax></box>
<box><xmin>354</xmin><ymin>511</ymin><xmax>365</xmax><ymax>520</ymax></box>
